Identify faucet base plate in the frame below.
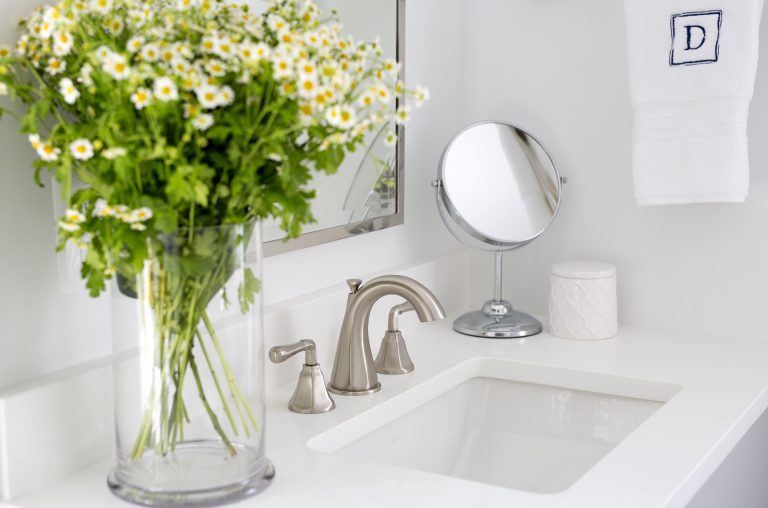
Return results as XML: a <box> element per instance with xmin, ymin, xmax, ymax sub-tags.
<box><xmin>327</xmin><ymin>382</ymin><xmax>382</xmax><ymax>396</ymax></box>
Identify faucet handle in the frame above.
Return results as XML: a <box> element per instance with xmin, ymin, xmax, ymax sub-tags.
<box><xmin>269</xmin><ymin>340</ymin><xmax>335</xmax><ymax>414</ymax></box>
<box><xmin>346</xmin><ymin>278</ymin><xmax>363</xmax><ymax>293</ymax></box>
<box><xmin>269</xmin><ymin>339</ymin><xmax>317</xmax><ymax>365</ymax></box>
<box><xmin>375</xmin><ymin>302</ymin><xmax>416</xmax><ymax>375</ymax></box>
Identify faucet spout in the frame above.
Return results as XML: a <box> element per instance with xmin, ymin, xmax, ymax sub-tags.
<box><xmin>328</xmin><ymin>275</ymin><xmax>445</xmax><ymax>396</ymax></box>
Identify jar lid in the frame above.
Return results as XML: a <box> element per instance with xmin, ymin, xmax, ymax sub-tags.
<box><xmin>551</xmin><ymin>261</ymin><xmax>616</xmax><ymax>280</ymax></box>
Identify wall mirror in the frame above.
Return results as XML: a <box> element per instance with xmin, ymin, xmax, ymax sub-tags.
<box><xmin>263</xmin><ymin>0</ymin><xmax>404</xmax><ymax>256</ymax></box>
<box><xmin>435</xmin><ymin>121</ymin><xmax>563</xmax><ymax>338</ymax></box>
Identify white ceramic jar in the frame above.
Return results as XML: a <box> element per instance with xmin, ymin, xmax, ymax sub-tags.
<box><xmin>548</xmin><ymin>261</ymin><xmax>617</xmax><ymax>340</ymax></box>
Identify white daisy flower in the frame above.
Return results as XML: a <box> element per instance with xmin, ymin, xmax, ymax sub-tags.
<box><xmin>271</xmin><ymin>53</ymin><xmax>294</xmax><ymax>80</ymax></box>
<box><xmin>177</xmin><ymin>0</ymin><xmax>198</xmax><ymax>10</ymax></box>
<box><xmin>214</xmin><ymin>38</ymin><xmax>235</xmax><ymax>59</ymax></box>
<box><xmin>0</xmin><ymin>45</ymin><xmax>11</xmax><ymax>58</ymax></box>
<box><xmin>337</xmin><ymin>106</ymin><xmax>356</xmax><ymax>130</ymax></box>
<box><xmin>126</xmin><ymin>36</ymin><xmax>144</xmax><ymax>53</ymax></box>
<box><xmin>130</xmin><ymin>223</ymin><xmax>146</xmax><ymax>231</ymax></box>
<box><xmin>200</xmin><ymin>36</ymin><xmax>217</xmax><ymax>54</ymax></box>
<box><xmin>205</xmin><ymin>59</ymin><xmax>226</xmax><ymax>77</ymax></box>
<box><xmin>238</xmin><ymin>43</ymin><xmax>258</xmax><ymax>64</ymax></box>
<box><xmin>297</xmin><ymin>75</ymin><xmax>317</xmax><ymax>99</ymax></box>
<box><xmin>373</xmin><ymin>85</ymin><xmax>390</xmax><ymax>104</ymax></box>
<box><xmin>46</xmin><ymin>57</ymin><xmax>66</xmax><ymax>75</ymax></box>
<box><xmin>28</xmin><ymin>134</ymin><xmax>41</xmax><ymax>150</ymax></box>
<box><xmin>192</xmin><ymin>113</ymin><xmax>214</xmax><ymax>131</ymax></box>
<box><xmin>171</xmin><ymin>58</ymin><xmax>191</xmax><ymax>76</ymax></box>
<box><xmin>383</xmin><ymin>59</ymin><xmax>401</xmax><ymax>77</ymax></box>
<box><xmin>104</xmin><ymin>54</ymin><xmax>130</xmax><ymax>80</ymax></box>
<box><xmin>64</xmin><ymin>209</ymin><xmax>86</xmax><ymax>223</ymax></box>
<box><xmin>253</xmin><ymin>43</ymin><xmax>270</xmax><ymax>61</ymax></box>
<box><xmin>106</xmin><ymin>17</ymin><xmax>124</xmax><ymax>35</ymax></box>
<box><xmin>296</xmin><ymin>59</ymin><xmax>317</xmax><ymax>78</ymax></box>
<box><xmin>90</xmin><ymin>0</ymin><xmax>112</xmax><ymax>14</ymax></box>
<box><xmin>195</xmin><ymin>84</ymin><xmax>220</xmax><ymax>109</ymax></box>
<box><xmin>78</xmin><ymin>63</ymin><xmax>94</xmax><ymax>86</ymax></box>
<box><xmin>140</xmin><ymin>43</ymin><xmax>160</xmax><ymax>62</ymax></box>
<box><xmin>130</xmin><ymin>87</ymin><xmax>152</xmax><ymax>109</ymax></box>
<box><xmin>325</xmin><ymin>105</ymin><xmax>342</xmax><ymax>127</ymax></box>
<box><xmin>43</xmin><ymin>6</ymin><xmax>62</xmax><ymax>24</ymax></box>
<box><xmin>153</xmin><ymin>77</ymin><xmax>179</xmax><ymax>102</ymax></box>
<box><xmin>394</xmin><ymin>105</ymin><xmax>411</xmax><ymax>125</ymax></box>
<box><xmin>217</xmin><ymin>85</ymin><xmax>234</xmax><ymax>107</ymax></box>
<box><xmin>94</xmin><ymin>45</ymin><xmax>112</xmax><ymax>62</ymax></box>
<box><xmin>358</xmin><ymin>91</ymin><xmax>375</xmax><ymax>108</ymax></box>
<box><xmin>102</xmin><ymin>147</ymin><xmax>127</xmax><ymax>159</ymax></box>
<box><xmin>267</xmin><ymin>15</ymin><xmax>288</xmax><ymax>33</ymax></box>
<box><xmin>58</xmin><ymin>220</ymin><xmax>81</xmax><ymax>232</ymax></box>
<box><xmin>414</xmin><ymin>86</ymin><xmax>430</xmax><ymax>107</ymax></box>
<box><xmin>59</xmin><ymin>78</ymin><xmax>80</xmax><ymax>104</ymax></box>
<box><xmin>52</xmin><ymin>32</ymin><xmax>73</xmax><ymax>56</ymax></box>
<box><xmin>383</xmin><ymin>130</ymin><xmax>397</xmax><ymax>147</ymax></box>
<box><xmin>94</xmin><ymin>199</ymin><xmax>115</xmax><ymax>217</ymax></box>
<box><xmin>38</xmin><ymin>20</ymin><xmax>55</xmax><ymax>39</ymax></box>
<box><xmin>130</xmin><ymin>207</ymin><xmax>153</xmax><ymax>222</ymax></box>
<box><xmin>37</xmin><ymin>142</ymin><xmax>60</xmax><ymax>161</ymax></box>
<box><xmin>70</xmin><ymin>139</ymin><xmax>94</xmax><ymax>160</ymax></box>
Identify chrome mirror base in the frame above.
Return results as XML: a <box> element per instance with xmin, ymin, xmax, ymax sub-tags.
<box><xmin>453</xmin><ymin>300</ymin><xmax>541</xmax><ymax>339</ymax></box>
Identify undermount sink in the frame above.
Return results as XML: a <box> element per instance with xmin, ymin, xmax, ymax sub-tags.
<box><xmin>307</xmin><ymin>357</ymin><xmax>680</xmax><ymax>494</ymax></box>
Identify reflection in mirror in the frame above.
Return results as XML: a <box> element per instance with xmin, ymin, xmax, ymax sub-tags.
<box><xmin>263</xmin><ymin>0</ymin><xmax>403</xmax><ymax>255</ymax></box>
<box><xmin>436</xmin><ymin>121</ymin><xmax>562</xmax><ymax>338</ymax></box>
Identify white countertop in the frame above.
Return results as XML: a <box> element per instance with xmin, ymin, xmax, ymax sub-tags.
<box><xmin>13</xmin><ymin>318</ymin><xmax>768</xmax><ymax>508</ymax></box>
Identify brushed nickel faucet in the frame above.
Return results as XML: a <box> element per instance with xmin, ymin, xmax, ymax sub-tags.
<box><xmin>328</xmin><ymin>275</ymin><xmax>445</xmax><ymax>396</ymax></box>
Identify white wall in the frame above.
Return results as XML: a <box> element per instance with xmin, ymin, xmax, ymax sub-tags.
<box><xmin>0</xmin><ymin>0</ymin><xmax>466</xmax><ymax>390</ymax></box>
<box><xmin>462</xmin><ymin>0</ymin><xmax>768</xmax><ymax>341</ymax></box>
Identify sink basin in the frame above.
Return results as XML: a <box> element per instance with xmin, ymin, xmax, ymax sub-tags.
<box><xmin>307</xmin><ymin>357</ymin><xmax>680</xmax><ymax>494</ymax></box>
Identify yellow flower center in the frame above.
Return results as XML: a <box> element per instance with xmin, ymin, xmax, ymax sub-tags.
<box><xmin>341</xmin><ymin>111</ymin><xmax>351</xmax><ymax>122</ymax></box>
<box><xmin>76</xmin><ymin>145</ymin><xmax>86</xmax><ymax>154</ymax></box>
<box><xmin>300</xmin><ymin>104</ymin><xmax>312</xmax><ymax>115</ymax></box>
<box><xmin>137</xmin><ymin>92</ymin><xmax>146</xmax><ymax>101</ymax></box>
<box><xmin>43</xmin><ymin>145</ymin><xmax>54</xmax><ymax>154</ymax></box>
<box><xmin>115</xmin><ymin>63</ymin><xmax>126</xmax><ymax>73</ymax></box>
<box><xmin>204</xmin><ymin>92</ymin><xmax>215</xmax><ymax>102</ymax></box>
<box><xmin>162</xmin><ymin>86</ymin><xmax>171</xmax><ymax>95</ymax></box>
<box><xmin>302</xmin><ymin>80</ymin><xmax>314</xmax><ymax>91</ymax></box>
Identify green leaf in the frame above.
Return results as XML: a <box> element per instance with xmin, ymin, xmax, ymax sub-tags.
<box><xmin>238</xmin><ymin>267</ymin><xmax>261</xmax><ymax>314</ymax></box>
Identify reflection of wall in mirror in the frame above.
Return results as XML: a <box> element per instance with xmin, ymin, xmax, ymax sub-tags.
<box><xmin>262</xmin><ymin>0</ymin><xmax>398</xmax><ymax>242</ymax></box>
<box><xmin>444</xmin><ymin>124</ymin><xmax>556</xmax><ymax>243</ymax></box>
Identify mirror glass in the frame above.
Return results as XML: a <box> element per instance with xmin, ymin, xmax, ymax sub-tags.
<box><xmin>263</xmin><ymin>0</ymin><xmax>401</xmax><ymax>255</ymax></box>
<box><xmin>439</xmin><ymin>122</ymin><xmax>560</xmax><ymax>250</ymax></box>
<box><xmin>436</xmin><ymin>121</ymin><xmax>562</xmax><ymax>339</ymax></box>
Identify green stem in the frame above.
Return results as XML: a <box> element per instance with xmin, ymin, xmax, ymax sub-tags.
<box><xmin>189</xmin><ymin>353</ymin><xmax>236</xmax><ymax>456</ymax></box>
<box><xmin>197</xmin><ymin>329</ymin><xmax>240</xmax><ymax>437</ymax></box>
<box><xmin>202</xmin><ymin>311</ymin><xmax>259</xmax><ymax>432</ymax></box>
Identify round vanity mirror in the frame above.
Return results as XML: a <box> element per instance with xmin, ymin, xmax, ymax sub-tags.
<box><xmin>435</xmin><ymin>121</ymin><xmax>563</xmax><ymax>338</ymax></box>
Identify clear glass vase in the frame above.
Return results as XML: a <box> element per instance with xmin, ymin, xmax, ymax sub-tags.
<box><xmin>108</xmin><ymin>222</ymin><xmax>274</xmax><ymax>506</ymax></box>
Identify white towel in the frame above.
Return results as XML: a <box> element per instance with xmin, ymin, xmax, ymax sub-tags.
<box><xmin>624</xmin><ymin>0</ymin><xmax>764</xmax><ymax>205</ymax></box>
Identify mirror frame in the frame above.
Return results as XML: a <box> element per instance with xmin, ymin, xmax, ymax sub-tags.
<box><xmin>264</xmin><ymin>0</ymin><xmax>406</xmax><ymax>257</ymax></box>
